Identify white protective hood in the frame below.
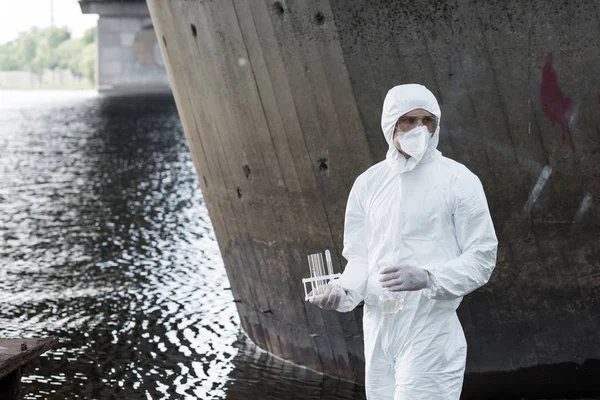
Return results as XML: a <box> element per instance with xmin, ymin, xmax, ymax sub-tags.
<box><xmin>381</xmin><ymin>84</ymin><xmax>442</xmax><ymax>173</ymax></box>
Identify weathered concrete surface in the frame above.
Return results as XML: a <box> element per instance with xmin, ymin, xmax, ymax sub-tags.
<box><xmin>0</xmin><ymin>337</ymin><xmax>59</xmax><ymax>399</ymax></box>
<box><xmin>146</xmin><ymin>0</ymin><xmax>600</xmax><ymax>390</ymax></box>
<box><xmin>80</xmin><ymin>1</ymin><xmax>170</xmax><ymax>94</ymax></box>
<box><xmin>0</xmin><ymin>337</ymin><xmax>59</xmax><ymax>378</ymax></box>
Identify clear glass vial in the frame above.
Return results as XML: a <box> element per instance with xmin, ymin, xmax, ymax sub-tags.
<box><xmin>379</xmin><ymin>290</ymin><xmax>405</xmax><ymax>314</ymax></box>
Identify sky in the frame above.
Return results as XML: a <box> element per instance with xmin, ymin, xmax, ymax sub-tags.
<box><xmin>0</xmin><ymin>0</ymin><xmax>98</xmax><ymax>44</ymax></box>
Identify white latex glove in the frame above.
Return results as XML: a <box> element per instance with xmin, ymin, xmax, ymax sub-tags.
<box><xmin>307</xmin><ymin>283</ymin><xmax>346</xmax><ymax>310</ymax></box>
<box><xmin>379</xmin><ymin>265</ymin><xmax>431</xmax><ymax>292</ymax></box>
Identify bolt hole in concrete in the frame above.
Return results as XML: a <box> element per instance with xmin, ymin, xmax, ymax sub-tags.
<box><xmin>237</xmin><ymin>187</ymin><xmax>243</xmax><ymax>198</ymax></box>
<box><xmin>314</xmin><ymin>11</ymin><xmax>325</xmax><ymax>25</ymax></box>
<box><xmin>243</xmin><ymin>164</ymin><xmax>251</xmax><ymax>179</ymax></box>
<box><xmin>272</xmin><ymin>1</ymin><xmax>285</xmax><ymax>16</ymax></box>
<box><xmin>318</xmin><ymin>158</ymin><xmax>329</xmax><ymax>173</ymax></box>
<box><xmin>191</xmin><ymin>23</ymin><xmax>197</xmax><ymax>37</ymax></box>
<box><xmin>0</xmin><ymin>91</ymin><xmax>363</xmax><ymax>399</ymax></box>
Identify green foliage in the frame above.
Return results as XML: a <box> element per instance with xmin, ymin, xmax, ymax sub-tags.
<box><xmin>80</xmin><ymin>43</ymin><xmax>96</xmax><ymax>81</ymax></box>
<box><xmin>0</xmin><ymin>42</ymin><xmax>19</xmax><ymax>71</ymax></box>
<box><xmin>0</xmin><ymin>25</ymin><xmax>96</xmax><ymax>80</ymax></box>
<box><xmin>56</xmin><ymin>39</ymin><xmax>85</xmax><ymax>74</ymax></box>
<box><xmin>82</xmin><ymin>27</ymin><xmax>95</xmax><ymax>45</ymax></box>
<box><xmin>15</xmin><ymin>30</ymin><xmax>39</xmax><ymax>70</ymax></box>
<box><xmin>45</xmin><ymin>26</ymin><xmax>71</xmax><ymax>48</ymax></box>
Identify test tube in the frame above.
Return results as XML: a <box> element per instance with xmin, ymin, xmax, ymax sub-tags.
<box><xmin>307</xmin><ymin>254</ymin><xmax>315</xmax><ymax>297</ymax></box>
<box><xmin>318</xmin><ymin>253</ymin><xmax>325</xmax><ymax>287</ymax></box>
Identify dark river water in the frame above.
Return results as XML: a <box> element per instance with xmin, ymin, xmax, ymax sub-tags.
<box><xmin>0</xmin><ymin>90</ymin><xmax>364</xmax><ymax>400</ymax></box>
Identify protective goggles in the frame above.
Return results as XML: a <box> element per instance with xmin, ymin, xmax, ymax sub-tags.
<box><xmin>395</xmin><ymin>115</ymin><xmax>438</xmax><ymax>133</ymax></box>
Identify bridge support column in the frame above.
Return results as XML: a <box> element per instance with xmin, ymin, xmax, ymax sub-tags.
<box><xmin>80</xmin><ymin>1</ymin><xmax>170</xmax><ymax>94</ymax></box>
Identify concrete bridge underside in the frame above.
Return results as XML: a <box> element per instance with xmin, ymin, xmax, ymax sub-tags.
<box><xmin>79</xmin><ymin>1</ymin><xmax>170</xmax><ymax>93</ymax></box>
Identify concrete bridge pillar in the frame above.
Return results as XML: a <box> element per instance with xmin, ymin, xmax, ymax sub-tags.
<box><xmin>80</xmin><ymin>1</ymin><xmax>170</xmax><ymax>94</ymax></box>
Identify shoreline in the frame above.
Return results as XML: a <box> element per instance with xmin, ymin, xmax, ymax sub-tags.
<box><xmin>0</xmin><ymin>85</ymin><xmax>94</xmax><ymax>91</ymax></box>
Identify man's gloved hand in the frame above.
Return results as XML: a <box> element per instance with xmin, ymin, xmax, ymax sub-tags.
<box><xmin>379</xmin><ymin>265</ymin><xmax>431</xmax><ymax>292</ymax></box>
<box><xmin>307</xmin><ymin>283</ymin><xmax>346</xmax><ymax>310</ymax></box>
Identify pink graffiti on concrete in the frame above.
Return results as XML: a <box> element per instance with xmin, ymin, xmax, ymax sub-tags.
<box><xmin>540</xmin><ymin>53</ymin><xmax>575</xmax><ymax>151</ymax></box>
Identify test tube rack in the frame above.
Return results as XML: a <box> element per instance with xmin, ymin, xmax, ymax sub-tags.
<box><xmin>302</xmin><ymin>249</ymin><xmax>341</xmax><ymax>301</ymax></box>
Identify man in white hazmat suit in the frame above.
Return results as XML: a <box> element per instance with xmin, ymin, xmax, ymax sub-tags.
<box><xmin>308</xmin><ymin>84</ymin><xmax>498</xmax><ymax>399</ymax></box>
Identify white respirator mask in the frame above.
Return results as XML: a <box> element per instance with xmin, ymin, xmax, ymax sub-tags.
<box><xmin>394</xmin><ymin>125</ymin><xmax>432</xmax><ymax>164</ymax></box>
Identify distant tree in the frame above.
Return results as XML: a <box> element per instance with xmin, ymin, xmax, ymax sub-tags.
<box><xmin>0</xmin><ymin>42</ymin><xmax>19</xmax><ymax>70</ymax></box>
<box><xmin>80</xmin><ymin>43</ymin><xmax>96</xmax><ymax>81</ymax></box>
<box><xmin>36</xmin><ymin>26</ymin><xmax>72</xmax><ymax>71</ymax></box>
<box><xmin>0</xmin><ymin>25</ymin><xmax>95</xmax><ymax>81</ymax></box>
<box><xmin>45</xmin><ymin>26</ymin><xmax>71</xmax><ymax>49</ymax></box>
<box><xmin>15</xmin><ymin>30</ymin><xmax>39</xmax><ymax>71</ymax></box>
<box><xmin>31</xmin><ymin>41</ymin><xmax>54</xmax><ymax>72</ymax></box>
<box><xmin>82</xmin><ymin>27</ymin><xmax>96</xmax><ymax>45</ymax></box>
<box><xmin>56</xmin><ymin>39</ymin><xmax>85</xmax><ymax>75</ymax></box>
<box><xmin>12</xmin><ymin>26</ymin><xmax>70</xmax><ymax>72</ymax></box>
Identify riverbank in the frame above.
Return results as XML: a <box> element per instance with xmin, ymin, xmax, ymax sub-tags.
<box><xmin>0</xmin><ymin>70</ymin><xmax>93</xmax><ymax>90</ymax></box>
<box><xmin>0</xmin><ymin>84</ymin><xmax>94</xmax><ymax>90</ymax></box>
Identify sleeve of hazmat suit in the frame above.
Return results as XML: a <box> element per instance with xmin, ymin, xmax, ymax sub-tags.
<box><xmin>336</xmin><ymin>177</ymin><xmax>369</xmax><ymax>312</ymax></box>
<box><xmin>423</xmin><ymin>170</ymin><xmax>498</xmax><ymax>300</ymax></box>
